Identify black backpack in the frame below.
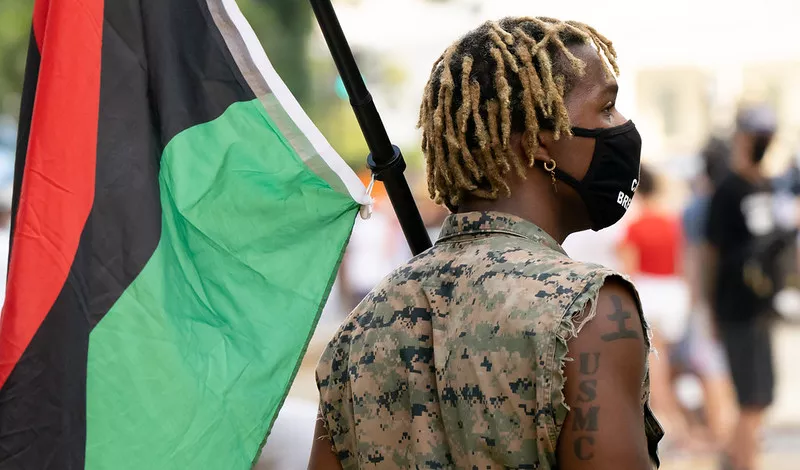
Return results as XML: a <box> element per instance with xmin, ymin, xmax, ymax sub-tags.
<box><xmin>741</xmin><ymin>227</ymin><xmax>799</xmax><ymax>314</ymax></box>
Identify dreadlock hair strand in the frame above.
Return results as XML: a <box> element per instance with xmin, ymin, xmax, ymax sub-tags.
<box><xmin>510</xmin><ymin>29</ymin><xmax>542</xmax><ymax>164</ymax></box>
<box><xmin>440</xmin><ymin>48</ymin><xmax>476</xmax><ymax>191</ymax></box>
<box><xmin>456</xmin><ymin>56</ymin><xmax>482</xmax><ymax>180</ymax></box>
<box><xmin>470</xmin><ymin>82</ymin><xmax>507</xmax><ymax>199</ymax></box>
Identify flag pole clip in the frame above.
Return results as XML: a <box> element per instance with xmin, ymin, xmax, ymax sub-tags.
<box><xmin>367</xmin><ymin>145</ymin><xmax>406</xmax><ymax>182</ymax></box>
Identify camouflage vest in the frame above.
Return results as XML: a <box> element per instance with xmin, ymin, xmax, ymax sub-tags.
<box><xmin>316</xmin><ymin>211</ymin><xmax>663</xmax><ymax>469</ymax></box>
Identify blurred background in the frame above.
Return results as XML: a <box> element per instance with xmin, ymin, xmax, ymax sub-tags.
<box><xmin>2</xmin><ymin>0</ymin><xmax>800</xmax><ymax>469</ymax></box>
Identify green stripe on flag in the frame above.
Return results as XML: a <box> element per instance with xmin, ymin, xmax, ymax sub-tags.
<box><xmin>85</xmin><ymin>99</ymin><xmax>358</xmax><ymax>469</ymax></box>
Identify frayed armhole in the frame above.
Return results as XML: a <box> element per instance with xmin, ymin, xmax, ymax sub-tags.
<box><xmin>559</xmin><ymin>273</ymin><xmax>653</xmax><ymax>349</ymax></box>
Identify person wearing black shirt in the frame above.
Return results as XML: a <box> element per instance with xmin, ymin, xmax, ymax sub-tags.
<box><xmin>705</xmin><ymin>105</ymin><xmax>777</xmax><ymax>470</ymax></box>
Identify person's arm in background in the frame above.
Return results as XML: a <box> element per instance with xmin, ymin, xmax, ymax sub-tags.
<box><xmin>308</xmin><ymin>412</ymin><xmax>344</xmax><ymax>470</ymax></box>
<box><xmin>557</xmin><ymin>278</ymin><xmax>655</xmax><ymax>470</ymax></box>
<box><xmin>684</xmin><ymin>243</ymin><xmax>703</xmax><ymax>308</ymax></box>
<box><xmin>681</xmin><ymin>205</ymin><xmax>703</xmax><ymax>308</ymax></box>
<box><xmin>617</xmin><ymin>224</ymin><xmax>640</xmax><ymax>276</ymax></box>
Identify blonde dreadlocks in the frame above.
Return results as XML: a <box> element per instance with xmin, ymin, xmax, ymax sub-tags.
<box><xmin>418</xmin><ymin>17</ymin><xmax>619</xmax><ymax>210</ymax></box>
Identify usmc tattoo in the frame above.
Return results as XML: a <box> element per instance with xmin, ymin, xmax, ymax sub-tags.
<box><xmin>577</xmin><ymin>379</ymin><xmax>597</xmax><ymax>403</ymax></box>
<box><xmin>573</xmin><ymin>352</ymin><xmax>600</xmax><ymax>460</ymax></box>
<box><xmin>572</xmin><ymin>406</ymin><xmax>599</xmax><ymax>431</ymax></box>
<box><xmin>574</xmin><ymin>436</ymin><xmax>595</xmax><ymax>461</ymax></box>
<box><xmin>600</xmin><ymin>295</ymin><xmax>639</xmax><ymax>342</ymax></box>
<box><xmin>578</xmin><ymin>352</ymin><xmax>599</xmax><ymax>375</ymax></box>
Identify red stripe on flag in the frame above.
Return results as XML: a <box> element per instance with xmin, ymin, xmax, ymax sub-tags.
<box><xmin>32</xmin><ymin>0</ymin><xmax>50</xmax><ymax>51</ymax></box>
<box><xmin>0</xmin><ymin>0</ymin><xmax>104</xmax><ymax>388</ymax></box>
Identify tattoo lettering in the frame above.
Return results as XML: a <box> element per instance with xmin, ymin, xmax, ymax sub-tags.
<box><xmin>573</xmin><ymin>436</ymin><xmax>595</xmax><ymax>461</ymax></box>
<box><xmin>577</xmin><ymin>379</ymin><xmax>597</xmax><ymax>402</ymax></box>
<box><xmin>600</xmin><ymin>295</ymin><xmax>639</xmax><ymax>342</ymax></box>
<box><xmin>572</xmin><ymin>352</ymin><xmax>600</xmax><ymax>460</ymax></box>
<box><xmin>579</xmin><ymin>352</ymin><xmax>599</xmax><ymax>375</ymax></box>
<box><xmin>572</xmin><ymin>406</ymin><xmax>599</xmax><ymax>431</ymax></box>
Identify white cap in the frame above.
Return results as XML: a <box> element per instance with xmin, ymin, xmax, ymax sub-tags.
<box><xmin>736</xmin><ymin>104</ymin><xmax>778</xmax><ymax>134</ymax></box>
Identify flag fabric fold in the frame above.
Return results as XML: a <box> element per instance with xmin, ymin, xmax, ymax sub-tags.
<box><xmin>0</xmin><ymin>0</ymin><xmax>367</xmax><ymax>468</ymax></box>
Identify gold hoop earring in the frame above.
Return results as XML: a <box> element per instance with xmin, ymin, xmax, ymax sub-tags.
<box><xmin>543</xmin><ymin>159</ymin><xmax>558</xmax><ymax>192</ymax></box>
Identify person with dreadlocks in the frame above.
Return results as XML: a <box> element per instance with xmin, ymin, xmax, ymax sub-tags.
<box><xmin>311</xmin><ymin>17</ymin><xmax>662</xmax><ymax>470</ymax></box>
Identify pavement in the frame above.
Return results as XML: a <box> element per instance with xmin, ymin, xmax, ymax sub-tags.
<box><xmin>659</xmin><ymin>323</ymin><xmax>800</xmax><ymax>469</ymax></box>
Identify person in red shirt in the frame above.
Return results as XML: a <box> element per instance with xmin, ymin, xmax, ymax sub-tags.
<box><xmin>619</xmin><ymin>166</ymin><xmax>692</xmax><ymax>449</ymax></box>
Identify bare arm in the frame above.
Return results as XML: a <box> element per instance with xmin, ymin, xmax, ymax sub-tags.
<box><xmin>307</xmin><ymin>411</ymin><xmax>344</xmax><ymax>470</ymax></box>
<box><xmin>683</xmin><ymin>243</ymin><xmax>703</xmax><ymax>308</ymax></box>
<box><xmin>557</xmin><ymin>278</ymin><xmax>654</xmax><ymax>470</ymax></box>
<box><xmin>617</xmin><ymin>243</ymin><xmax>639</xmax><ymax>276</ymax></box>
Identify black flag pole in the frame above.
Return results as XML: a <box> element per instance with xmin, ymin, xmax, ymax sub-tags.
<box><xmin>309</xmin><ymin>0</ymin><xmax>433</xmax><ymax>256</ymax></box>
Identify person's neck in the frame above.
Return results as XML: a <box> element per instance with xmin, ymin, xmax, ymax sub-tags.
<box><xmin>733</xmin><ymin>149</ymin><xmax>764</xmax><ymax>183</ymax></box>
<box><xmin>638</xmin><ymin>198</ymin><xmax>658</xmax><ymax>213</ymax></box>
<box><xmin>459</xmin><ymin>195</ymin><xmax>572</xmax><ymax>244</ymax></box>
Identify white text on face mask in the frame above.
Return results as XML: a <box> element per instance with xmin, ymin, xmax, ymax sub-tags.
<box><xmin>617</xmin><ymin>191</ymin><xmax>632</xmax><ymax>210</ymax></box>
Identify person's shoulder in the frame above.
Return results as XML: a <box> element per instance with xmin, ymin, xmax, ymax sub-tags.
<box><xmin>430</xmin><ymin>229</ymin><xmax>568</xmax><ymax>271</ymax></box>
<box><xmin>414</xmin><ymin>236</ymin><xmax>616</xmax><ymax>308</ymax></box>
<box><xmin>542</xmin><ymin>255</ymin><xmax>617</xmax><ymax>281</ymax></box>
<box><xmin>568</xmin><ymin>275</ymin><xmax>648</xmax><ymax>363</ymax></box>
<box><xmin>720</xmin><ymin>172</ymin><xmax>753</xmax><ymax>193</ymax></box>
<box><xmin>594</xmin><ymin>276</ymin><xmax>642</xmax><ymax>316</ymax></box>
<box><xmin>541</xmin><ymin>257</ymin><xmax>644</xmax><ymax>337</ymax></box>
<box><xmin>389</xmin><ymin>235</ymin><xmax>620</xmax><ymax>308</ymax></box>
<box><xmin>490</xmin><ymin>242</ymin><xmax>619</xmax><ymax>298</ymax></box>
<box><xmin>624</xmin><ymin>215</ymin><xmax>645</xmax><ymax>232</ymax></box>
<box><xmin>710</xmin><ymin>174</ymin><xmax>745</xmax><ymax>208</ymax></box>
<box><xmin>524</xmin><ymin>255</ymin><xmax>627</xmax><ymax>316</ymax></box>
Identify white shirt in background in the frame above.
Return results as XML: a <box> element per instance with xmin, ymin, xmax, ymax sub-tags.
<box><xmin>562</xmin><ymin>223</ymin><xmax>626</xmax><ymax>271</ymax></box>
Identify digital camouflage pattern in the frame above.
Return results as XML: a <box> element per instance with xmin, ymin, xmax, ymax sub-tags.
<box><xmin>316</xmin><ymin>211</ymin><xmax>662</xmax><ymax>469</ymax></box>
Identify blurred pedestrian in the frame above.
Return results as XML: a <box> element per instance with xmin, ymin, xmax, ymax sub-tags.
<box><xmin>617</xmin><ymin>165</ymin><xmax>690</xmax><ymax>447</ymax></box>
<box><xmin>704</xmin><ymin>105</ymin><xmax>780</xmax><ymax>470</ymax></box>
<box><xmin>0</xmin><ymin>132</ymin><xmax>14</xmax><ymax>305</ymax></box>
<box><xmin>675</xmin><ymin>137</ymin><xmax>736</xmax><ymax>448</ymax></box>
<box><xmin>311</xmin><ymin>17</ymin><xmax>662</xmax><ymax>470</ymax></box>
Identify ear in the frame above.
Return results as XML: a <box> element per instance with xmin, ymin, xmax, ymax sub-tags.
<box><xmin>522</xmin><ymin>128</ymin><xmax>557</xmax><ymax>165</ymax></box>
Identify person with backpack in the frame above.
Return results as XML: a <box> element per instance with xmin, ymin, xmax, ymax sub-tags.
<box><xmin>675</xmin><ymin>137</ymin><xmax>736</xmax><ymax>449</ymax></box>
<box><xmin>704</xmin><ymin>105</ymin><xmax>781</xmax><ymax>470</ymax></box>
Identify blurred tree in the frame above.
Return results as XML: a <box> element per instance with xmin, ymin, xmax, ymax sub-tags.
<box><xmin>0</xmin><ymin>0</ymin><xmax>395</xmax><ymax>170</ymax></box>
<box><xmin>239</xmin><ymin>0</ymin><xmax>313</xmax><ymax>104</ymax></box>
<box><xmin>0</xmin><ymin>1</ymin><xmax>34</xmax><ymax>118</ymax></box>
<box><xmin>0</xmin><ymin>1</ymin><xmax>313</xmax><ymax>116</ymax></box>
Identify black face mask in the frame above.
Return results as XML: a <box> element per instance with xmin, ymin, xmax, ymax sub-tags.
<box><xmin>751</xmin><ymin>133</ymin><xmax>772</xmax><ymax>163</ymax></box>
<box><xmin>552</xmin><ymin>120</ymin><xmax>642</xmax><ymax>231</ymax></box>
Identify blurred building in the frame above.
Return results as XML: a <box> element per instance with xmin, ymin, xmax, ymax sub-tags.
<box><xmin>637</xmin><ymin>63</ymin><xmax>800</xmax><ymax>176</ymax></box>
<box><xmin>316</xmin><ymin>0</ymin><xmax>800</xmax><ymax>175</ymax></box>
